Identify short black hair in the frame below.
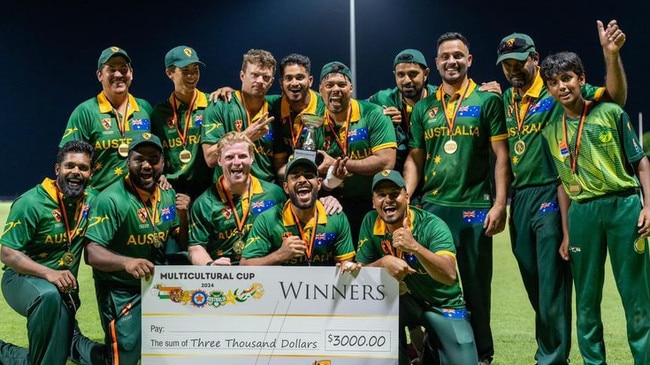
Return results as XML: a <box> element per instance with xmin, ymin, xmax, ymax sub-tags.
<box><xmin>57</xmin><ymin>140</ymin><xmax>94</xmax><ymax>164</ymax></box>
<box><xmin>437</xmin><ymin>32</ymin><xmax>470</xmax><ymax>49</ymax></box>
<box><xmin>280</xmin><ymin>53</ymin><xmax>311</xmax><ymax>76</ymax></box>
<box><xmin>540</xmin><ymin>51</ymin><xmax>585</xmax><ymax>83</ymax></box>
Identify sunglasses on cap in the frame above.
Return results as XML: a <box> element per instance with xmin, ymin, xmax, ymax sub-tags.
<box><xmin>497</xmin><ymin>38</ymin><xmax>534</xmax><ymax>55</ymax></box>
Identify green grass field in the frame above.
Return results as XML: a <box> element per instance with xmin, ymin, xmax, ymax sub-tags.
<box><xmin>0</xmin><ymin>202</ymin><xmax>634</xmax><ymax>364</ymax></box>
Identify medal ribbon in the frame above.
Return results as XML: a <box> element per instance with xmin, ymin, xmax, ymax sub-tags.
<box><xmin>130</xmin><ymin>180</ymin><xmax>159</xmax><ymax>232</ymax></box>
<box><xmin>440</xmin><ymin>82</ymin><xmax>471</xmax><ymax>139</ymax></box>
<box><xmin>170</xmin><ymin>90</ymin><xmax>197</xmax><ymax>148</ymax></box>
<box><xmin>289</xmin><ymin>204</ymin><xmax>320</xmax><ymax>262</ymax></box>
<box><xmin>513</xmin><ymin>92</ymin><xmax>533</xmax><ymax>138</ymax></box>
<box><xmin>400</xmin><ymin>87</ymin><xmax>426</xmax><ymax>135</ymax></box>
<box><xmin>561</xmin><ymin>102</ymin><xmax>589</xmax><ymax>174</ymax></box>
<box><xmin>221</xmin><ymin>176</ymin><xmax>252</xmax><ymax>236</ymax></box>
<box><xmin>113</xmin><ymin>97</ymin><xmax>131</xmax><ymax>141</ymax></box>
<box><xmin>324</xmin><ymin>107</ymin><xmax>352</xmax><ymax>155</ymax></box>
<box><xmin>54</xmin><ymin>185</ymin><xmax>86</xmax><ymax>251</ymax></box>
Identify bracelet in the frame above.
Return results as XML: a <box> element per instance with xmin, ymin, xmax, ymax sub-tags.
<box><xmin>323</xmin><ymin>165</ymin><xmax>344</xmax><ymax>189</ymax></box>
<box><xmin>205</xmin><ymin>261</ymin><xmax>213</xmax><ymax>266</ymax></box>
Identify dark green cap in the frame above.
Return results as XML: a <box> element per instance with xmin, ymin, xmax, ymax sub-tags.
<box><xmin>128</xmin><ymin>133</ymin><xmax>163</xmax><ymax>153</ymax></box>
<box><xmin>393</xmin><ymin>49</ymin><xmax>428</xmax><ymax>68</ymax></box>
<box><xmin>97</xmin><ymin>46</ymin><xmax>131</xmax><ymax>69</ymax></box>
<box><xmin>285</xmin><ymin>156</ymin><xmax>318</xmax><ymax>179</ymax></box>
<box><xmin>372</xmin><ymin>170</ymin><xmax>406</xmax><ymax>191</ymax></box>
<box><xmin>496</xmin><ymin>33</ymin><xmax>536</xmax><ymax>65</ymax></box>
<box><xmin>165</xmin><ymin>45</ymin><xmax>205</xmax><ymax>68</ymax></box>
<box><xmin>320</xmin><ymin>61</ymin><xmax>352</xmax><ymax>82</ymax></box>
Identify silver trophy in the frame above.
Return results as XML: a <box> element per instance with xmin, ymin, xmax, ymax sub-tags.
<box><xmin>293</xmin><ymin>113</ymin><xmax>324</xmax><ymax>162</ymax></box>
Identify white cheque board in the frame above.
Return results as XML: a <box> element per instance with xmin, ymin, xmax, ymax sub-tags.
<box><xmin>142</xmin><ymin>266</ymin><xmax>399</xmax><ymax>365</ymax></box>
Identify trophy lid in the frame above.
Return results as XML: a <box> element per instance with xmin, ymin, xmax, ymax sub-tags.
<box><xmin>301</xmin><ymin>113</ymin><xmax>324</xmax><ymax>127</ymax></box>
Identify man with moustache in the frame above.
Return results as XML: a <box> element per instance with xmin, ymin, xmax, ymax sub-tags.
<box><xmin>150</xmin><ymin>45</ymin><xmax>213</xmax><ymax>201</ymax></box>
<box><xmin>317</xmin><ymin>61</ymin><xmax>397</xmax><ymax>241</ymax></box>
<box><xmin>493</xmin><ymin>20</ymin><xmax>627</xmax><ymax>365</ymax></box>
<box><xmin>240</xmin><ymin>157</ymin><xmax>356</xmax><ymax>267</ymax></box>
<box><xmin>403</xmin><ymin>32</ymin><xmax>509</xmax><ymax>364</ymax></box>
<box><xmin>0</xmin><ymin>141</ymin><xmax>106</xmax><ymax>365</ymax></box>
<box><xmin>85</xmin><ymin>133</ymin><xmax>189</xmax><ymax>365</ymax></box>
<box><xmin>202</xmin><ymin>49</ymin><xmax>287</xmax><ymax>183</ymax></box>
<box><xmin>60</xmin><ymin>46</ymin><xmax>153</xmax><ymax>192</ymax></box>
<box><xmin>368</xmin><ymin>49</ymin><xmax>437</xmax><ymax>174</ymax></box>
<box><xmin>188</xmin><ymin>132</ymin><xmax>286</xmax><ymax>266</ymax></box>
<box><xmin>356</xmin><ymin>170</ymin><xmax>477</xmax><ymax>365</ymax></box>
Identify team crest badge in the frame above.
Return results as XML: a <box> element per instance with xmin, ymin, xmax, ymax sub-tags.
<box><xmin>380</xmin><ymin>170</ymin><xmax>390</xmax><ymax>177</ymax></box>
<box><xmin>52</xmin><ymin>209</ymin><xmax>62</xmax><ymax>222</ymax></box>
<box><xmin>428</xmin><ymin>107</ymin><xmax>438</xmax><ymax>119</ymax></box>
<box><xmin>507</xmin><ymin>104</ymin><xmax>515</xmax><ymax>117</ymax></box>
<box><xmin>282</xmin><ymin>231</ymin><xmax>293</xmax><ymax>239</ymax></box>
<box><xmin>183</xmin><ymin>47</ymin><xmax>193</xmax><ymax>57</ymax></box>
<box><xmin>323</xmin><ymin>136</ymin><xmax>331</xmax><ymax>150</ymax></box>
<box><xmin>137</xmin><ymin>208</ymin><xmax>148</xmax><ymax>223</ymax></box>
<box><xmin>101</xmin><ymin>118</ymin><xmax>112</xmax><ymax>130</ymax></box>
<box><xmin>166</xmin><ymin>117</ymin><xmax>175</xmax><ymax>129</ymax></box>
<box><xmin>222</xmin><ymin>208</ymin><xmax>232</xmax><ymax>220</ymax></box>
<box><xmin>235</xmin><ymin>119</ymin><xmax>243</xmax><ymax>132</ymax></box>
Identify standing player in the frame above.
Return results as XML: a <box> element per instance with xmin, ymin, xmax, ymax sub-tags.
<box><xmin>240</xmin><ymin>157</ymin><xmax>356</xmax><ymax>267</ymax></box>
<box><xmin>540</xmin><ymin>51</ymin><xmax>650</xmax><ymax>365</ymax></box>
<box><xmin>0</xmin><ymin>141</ymin><xmax>105</xmax><ymax>365</ymax></box>
<box><xmin>368</xmin><ymin>49</ymin><xmax>437</xmax><ymax>174</ymax></box>
<box><xmin>356</xmin><ymin>170</ymin><xmax>477</xmax><ymax>365</ymax></box>
<box><xmin>403</xmin><ymin>32</ymin><xmax>510</xmax><ymax>364</ymax></box>
<box><xmin>85</xmin><ymin>133</ymin><xmax>189</xmax><ymax>364</ymax></box>
<box><xmin>494</xmin><ymin>20</ymin><xmax>627</xmax><ymax>365</ymax></box>
<box><xmin>150</xmin><ymin>45</ymin><xmax>213</xmax><ymax>201</ymax></box>
<box><xmin>201</xmin><ymin>49</ymin><xmax>287</xmax><ymax>183</ymax></box>
<box><xmin>188</xmin><ymin>132</ymin><xmax>286</xmax><ymax>266</ymax></box>
<box><xmin>60</xmin><ymin>46</ymin><xmax>152</xmax><ymax>192</ymax></box>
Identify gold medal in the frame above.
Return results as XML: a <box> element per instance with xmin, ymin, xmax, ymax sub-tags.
<box><xmin>61</xmin><ymin>251</ymin><xmax>75</xmax><ymax>266</ymax></box>
<box><xmin>568</xmin><ymin>182</ymin><xmax>582</xmax><ymax>196</ymax></box>
<box><xmin>118</xmin><ymin>142</ymin><xmax>129</xmax><ymax>158</ymax></box>
<box><xmin>634</xmin><ymin>236</ymin><xmax>646</xmax><ymax>254</ymax></box>
<box><xmin>398</xmin><ymin>281</ymin><xmax>409</xmax><ymax>295</ymax></box>
<box><xmin>152</xmin><ymin>235</ymin><xmax>163</xmax><ymax>249</ymax></box>
<box><xmin>514</xmin><ymin>139</ymin><xmax>526</xmax><ymax>155</ymax></box>
<box><xmin>179</xmin><ymin>149</ymin><xmax>192</xmax><ymax>164</ymax></box>
<box><xmin>443</xmin><ymin>139</ymin><xmax>458</xmax><ymax>154</ymax></box>
<box><xmin>233</xmin><ymin>238</ymin><xmax>246</xmax><ymax>255</ymax></box>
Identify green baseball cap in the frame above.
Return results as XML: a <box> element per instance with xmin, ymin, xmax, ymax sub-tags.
<box><xmin>393</xmin><ymin>49</ymin><xmax>428</xmax><ymax>68</ymax></box>
<box><xmin>97</xmin><ymin>46</ymin><xmax>131</xmax><ymax>69</ymax></box>
<box><xmin>128</xmin><ymin>133</ymin><xmax>163</xmax><ymax>153</ymax></box>
<box><xmin>320</xmin><ymin>61</ymin><xmax>352</xmax><ymax>82</ymax></box>
<box><xmin>285</xmin><ymin>156</ymin><xmax>318</xmax><ymax>179</ymax></box>
<box><xmin>372</xmin><ymin>170</ymin><xmax>406</xmax><ymax>191</ymax></box>
<box><xmin>496</xmin><ymin>33</ymin><xmax>536</xmax><ymax>65</ymax></box>
<box><xmin>165</xmin><ymin>45</ymin><xmax>205</xmax><ymax>68</ymax></box>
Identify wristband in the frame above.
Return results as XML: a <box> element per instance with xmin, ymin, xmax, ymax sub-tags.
<box><xmin>323</xmin><ymin>165</ymin><xmax>344</xmax><ymax>189</ymax></box>
<box><xmin>205</xmin><ymin>261</ymin><xmax>214</xmax><ymax>266</ymax></box>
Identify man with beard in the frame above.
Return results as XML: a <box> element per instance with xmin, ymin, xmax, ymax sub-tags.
<box><xmin>0</xmin><ymin>140</ymin><xmax>106</xmax><ymax>365</ymax></box>
<box><xmin>188</xmin><ymin>132</ymin><xmax>286</xmax><ymax>266</ymax></box>
<box><xmin>150</xmin><ymin>45</ymin><xmax>213</xmax><ymax>201</ymax></box>
<box><xmin>317</xmin><ymin>61</ymin><xmax>397</xmax><ymax>242</ymax></box>
<box><xmin>403</xmin><ymin>32</ymin><xmax>510</xmax><ymax>365</ymax></box>
<box><xmin>356</xmin><ymin>170</ymin><xmax>477</xmax><ymax>365</ymax></box>
<box><xmin>492</xmin><ymin>20</ymin><xmax>627</xmax><ymax>365</ymax></box>
<box><xmin>202</xmin><ymin>49</ymin><xmax>287</xmax><ymax>183</ymax></box>
<box><xmin>240</xmin><ymin>157</ymin><xmax>356</xmax><ymax>267</ymax></box>
<box><xmin>368</xmin><ymin>49</ymin><xmax>437</xmax><ymax>174</ymax></box>
<box><xmin>85</xmin><ymin>133</ymin><xmax>189</xmax><ymax>365</ymax></box>
<box><xmin>60</xmin><ymin>46</ymin><xmax>153</xmax><ymax>192</ymax></box>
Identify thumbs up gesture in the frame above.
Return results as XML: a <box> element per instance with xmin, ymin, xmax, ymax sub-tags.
<box><xmin>392</xmin><ymin>213</ymin><xmax>419</xmax><ymax>254</ymax></box>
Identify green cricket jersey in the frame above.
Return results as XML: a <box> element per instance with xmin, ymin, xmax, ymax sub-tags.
<box><xmin>242</xmin><ymin>200</ymin><xmax>356</xmax><ymax>265</ymax></box>
<box><xmin>60</xmin><ymin>93</ymin><xmax>152</xmax><ymax>191</ymax></box>
<box><xmin>269</xmin><ymin>90</ymin><xmax>327</xmax><ymax>155</ymax></box>
<box><xmin>202</xmin><ymin>91</ymin><xmax>286</xmax><ymax>182</ymax></box>
<box><xmin>542</xmin><ymin>101</ymin><xmax>643</xmax><ymax>202</ymax></box>
<box><xmin>356</xmin><ymin>206</ymin><xmax>465</xmax><ymax>309</ymax></box>
<box><xmin>504</xmin><ymin>70</ymin><xmax>605</xmax><ymax>189</ymax></box>
<box><xmin>188</xmin><ymin>176</ymin><xmax>285</xmax><ymax>264</ymax></box>
<box><xmin>409</xmin><ymin>80</ymin><xmax>507</xmax><ymax>208</ymax></box>
<box><xmin>1</xmin><ymin>178</ymin><xmax>92</xmax><ymax>277</ymax></box>
<box><xmin>150</xmin><ymin>90</ymin><xmax>212</xmax><ymax>198</ymax></box>
<box><xmin>85</xmin><ymin>175</ymin><xmax>180</xmax><ymax>286</ymax></box>
<box><xmin>318</xmin><ymin>99</ymin><xmax>397</xmax><ymax>200</ymax></box>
